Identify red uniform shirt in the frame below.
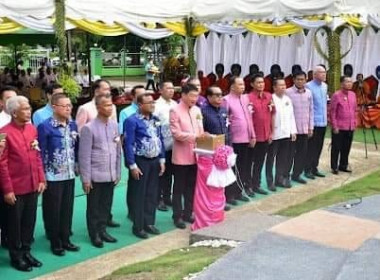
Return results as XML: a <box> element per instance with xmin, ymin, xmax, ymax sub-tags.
<box><xmin>0</xmin><ymin>122</ymin><xmax>45</xmax><ymax>195</ymax></box>
<box><xmin>244</xmin><ymin>75</ymin><xmax>252</xmax><ymax>93</ymax></box>
<box><xmin>264</xmin><ymin>76</ymin><xmax>273</xmax><ymax>93</ymax></box>
<box><xmin>248</xmin><ymin>90</ymin><xmax>275</xmax><ymax>142</ymax></box>
<box><xmin>216</xmin><ymin>77</ymin><xmax>229</xmax><ymax>95</ymax></box>
<box><xmin>285</xmin><ymin>75</ymin><xmax>294</xmax><ymax>88</ymax></box>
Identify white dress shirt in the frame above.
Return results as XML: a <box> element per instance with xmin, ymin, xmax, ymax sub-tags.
<box><xmin>154</xmin><ymin>96</ymin><xmax>177</xmax><ymax>150</ymax></box>
<box><xmin>0</xmin><ymin>110</ymin><xmax>11</xmax><ymax>128</ymax></box>
<box><xmin>272</xmin><ymin>94</ymin><xmax>297</xmax><ymax>140</ymax></box>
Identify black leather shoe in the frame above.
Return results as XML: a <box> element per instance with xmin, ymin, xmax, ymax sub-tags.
<box><xmin>91</xmin><ymin>235</ymin><xmax>104</xmax><ymax>248</ymax></box>
<box><xmin>226</xmin><ymin>199</ymin><xmax>238</xmax><ymax>206</ymax></box>
<box><xmin>23</xmin><ymin>253</ymin><xmax>42</xmax><ymax>267</ymax></box>
<box><xmin>313</xmin><ymin>171</ymin><xmax>325</xmax><ymax>177</ymax></box>
<box><xmin>132</xmin><ymin>229</ymin><xmax>149</xmax><ymax>239</ymax></box>
<box><xmin>332</xmin><ymin>169</ymin><xmax>339</xmax><ymax>175</ymax></box>
<box><xmin>245</xmin><ymin>188</ymin><xmax>255</xmax><ymax>197</ymax></box>
<box><xmin>144</xmin><ymin>225</ymin><xmax>160</xmax><ymax>235</ymax></box>
<box><xmin>339</xmin><ymin>168</ymin><xmax>352</xmax><ymax>173</ymax></box>
<box><xmin>11</xmin><ymin>258</ymin><xmax>32</xmax><ymax>272</ymax></box>
<box><xmin>292</xmin><ymin>177</ymin><xmax>307</xmax><ymax>184</ymax></box>
<box><xmin>107</xmin><ymin>220</ymin><xmax>120</xmax><ymax>228</ymax></box>
<box><xmin>304</xmin><ymin>172</ymin><xmax>315</xmax><ymax>179</ymax></box>
<box><xmin>224</xmin><ymin>205</ymin><xmax>231</xmax><ymax>211</ymax></box>
<box><xmin>236</xmin><ymin>195</ymin><xmax>250</xmax><ymax>202</ymax></box>
<box><xmin>51</xmin><ymin>246</ymin><xmax>65</xmax><ymax>256</ymax></box>
<box><xmin>254</xmin><ymin>187</ymin><xmax>268</xmax><ymax>195</ymax></box>
<box><xmin>99</xmin><ymin>231</ymin><xmax>117</xmax><ymax>243</ymax></box>
<box><xmin>157</xmin><ymin>201</ymin><xmax>168</xmax><ymax>212</ymax></box>
<box><xmin>174</xmin><ymin>219</ymin><xmax>186</xmax><ymax>229</ymax></box>
<box><xmin>183</xmin><ymin>215</ymin><xmax>195</xmax><ymax>223</ymax></box>
<box><xmin>278</xmin><ymin>179</ymin><xmax>291</xmax><ymax>188</ymax></box>
<box><xmin>268</xmin><ymin>184</ymin><xmax>276</xmax><ymax>192</ymax></box>
<box><xmin>62</xmin><ymin>242</ymin><xmax>80</xmax><ymax>252</ymax></box>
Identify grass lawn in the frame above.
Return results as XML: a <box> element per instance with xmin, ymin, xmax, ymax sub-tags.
<box><xmin>103</xmin><ymin>246</ymin><xmax>231</xmax><ymax>280</ymax></box>
<box><xmin>277</xmin><ymin>170</ymin><xmax>380</xmax><ymax>217</ymax></box>
<box><xmin>325</xmin><ymin>126</ymin><xmax>380</xmax><ymax>145</ymax></box>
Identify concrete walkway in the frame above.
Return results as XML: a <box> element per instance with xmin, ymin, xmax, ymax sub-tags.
<box><xmin>195</xmin><ymin>195</ymin><xmax>380</xmax><ymax>280</ymax></box>
<box><xmin>34</xmin><ymin>141</ymin><xmax>380</xmax><ymax>280</ymax></box>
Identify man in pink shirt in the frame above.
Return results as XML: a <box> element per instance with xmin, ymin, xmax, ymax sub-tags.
<box><xmin>330</xmin><ymin>76</ymin><xmax>357</xmax><ymax>174</ymax></box>
<box><xmin>170</xmin><ymin>84</ymin><xmax>206</xmax><ymax>229</ymax></box>
<box><xmin>76</xmin><ymin>79</ymin><xmax>117</xmax><ymax>133</ymax></box>
<box><xmin>224</xmin><ymin>77</ymin><xmax>256</xmax><ymax>203</ymax></box>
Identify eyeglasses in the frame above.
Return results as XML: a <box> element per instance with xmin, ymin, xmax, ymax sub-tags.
<box><xmin>141</xmin><ymin>101</ymin><xmax>156</xmax><ymax>105</ymax></box>
<box><xmin>54</xmin><ymin>104</ymin><xmax>73</xmax><ymax>109</ymax></box>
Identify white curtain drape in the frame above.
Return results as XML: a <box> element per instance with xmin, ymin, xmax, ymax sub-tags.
<box><xmin>205</xmin><ymin>23</ymin><xmax>246</xmax><ymax>35</ymax></box>
<box><xmin>120</xmin><ymin>22</ymin><xmax>173</xmax><ymax>39</ymax></box>
<box><xmin>196</xmin><ymin>28</ymin><xmax>380</xmax><ymax>78</ymax></box>
<box><xmin>195</xmin><ymin>34</ymin><xmax>207</xmax><ymax>73</ymax></box>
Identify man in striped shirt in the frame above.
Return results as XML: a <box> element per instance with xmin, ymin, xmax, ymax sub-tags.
<box><xmin>286</xmin><ymin>71</ymin><xmax>314</xmax><ymax>184</ymax></box>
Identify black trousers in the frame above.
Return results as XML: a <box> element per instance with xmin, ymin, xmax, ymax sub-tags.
<box><xmin>129</xmin><ymin>156</ymin><xmax>160</xmax><ymax>231</ymax></box>
<box><xmin>289</xmin><ymin>134</ymin><xmax>309</xmax><ymax>178</ymax></box>
<box><xmin>7</xmin><ymin>192</ymin><xmax>38</xmax><ymax>260</ymax></box>
<box><xmin>86</xmin><ymin>182</ymin><xmax>115</xmax><ymax>239</ymax></box>
<box><xmin>172</xmin><ymin>164</ymin><xmax>197</xmax><ymax>221</ymax></box>
<box><xmin>251</xmin><ymin>141</ymin><xmax>269</xmax><ymax>189</ymax></box>
<box><xmin>0</xmin><ymin>192</ymin><xmax>8</xmax><ymax>247</ymax></box>
<box><xmin>43</xmin><ymin>180</ymin><xmax>75</xmax><ymax>246</ymax></box>
<box><xmin>266</xmin><ymin>138</ymin><xmax>291</xmax><ymax>185</ymax></box>
<box><xmin>331</xmin><ymin>130</ymin><xmax>354</xmax><ymax>170</ymax></box>
<box><xmin>158</xmin><ymin>150</ymin><xmax>173</xmax><ymax>203</ymax></box>
<box><xmin>145</xmin><ymin>79</ymin><xmax>157</xmax><ymax>92</ymax></box>
<box><xmin>232</xmin><ymin>143</ymin><xmax>251</xmax><ymax>193</ymax></box>
<box><xmin>305</xmin><ymin>126</ymin><xmax>326</xmax><ymax>173</ymax></box>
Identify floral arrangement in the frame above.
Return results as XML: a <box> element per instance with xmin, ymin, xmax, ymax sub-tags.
<box><xmin>31</xmin><ymin>139</ymin><xmax>40</xmax><ymax>151</ymax></box>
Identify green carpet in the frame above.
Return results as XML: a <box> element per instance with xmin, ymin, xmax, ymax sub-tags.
<box><xmin>0</xmin><ymin>165</ymin><xmax>175</xmax><ymax>280</ymax></box>
<box><xmin>0</xmin><ymin>164</ymin><xmax>324</xmax><ymax>279</ymax></box>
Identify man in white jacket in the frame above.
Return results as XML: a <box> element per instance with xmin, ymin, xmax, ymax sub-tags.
<box><xmin>265</xmin><ymin>78</ymin><xmax>297</xmax><ymax>190</ymax></box>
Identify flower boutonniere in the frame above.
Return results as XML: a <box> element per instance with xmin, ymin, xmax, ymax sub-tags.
<box><xmin>114</xmin><ymin>136</ymin><xmax>120</xmax><ymax>143</ymax></box>
<box><xmin>31</xmin><ymin>139</ymin><xmax>40</xmax><ymax>151</ymax></box>
<box><xmin>268</xmin><ymin>101</ymin><xmax>274</xmax><ymax>112</ymax></box>
<box><xmin>71</xmin><ymin>131</ymin><xmax>79</xmax><ymax>140</ymax></box>
<box><xmin>285</xmin><ymin>101</ymin><xmax>289</xmax><ymax>106</ymax></box>
<box><xmin>154</xmin><ymin>120</ymin><xmax>161</xmax><ymax>128</ymax></box>
<box><xmin>343</xmin><ymin>96</ymin><xmax>347</xmax><ymax>101</ymax></box>
<box><xmin>247</xmin><ymin>103</ymin><xmax>254</xmax><ymax>114</ymax></box>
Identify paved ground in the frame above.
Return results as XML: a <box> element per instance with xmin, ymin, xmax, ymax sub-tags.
<box><xmin>35</xmin><ymin>141</ymin><xmax>380</xmax><ymax>280</ymax></box>
<box><xmin>196</xmin><ymin>195</ymin><xmax>380</xmax><ymax>280</ymax></box>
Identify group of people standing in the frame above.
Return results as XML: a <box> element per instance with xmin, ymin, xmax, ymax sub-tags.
<box><xmin>0</xmin><ymin>62</ymin><xmax>357</xmax><ymax>273</ymax></box>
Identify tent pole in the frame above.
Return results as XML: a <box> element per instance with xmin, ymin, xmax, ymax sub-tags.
<box><xmin>185</xmin><ymin>17</ymin><xmax>196</xmax><ymax>76</ymax></box>
<box><xmin>123</xmin><ymin>35</ymin><xmax>126</xmax><ymax>88</ymax></box>
<box><xmin>13</xmin><ymin>45</ymin><xmax>17</xmax><ymax>69</ymax></box>
<box><xmin>86</xmin><ymin>32</ymin><xmax>92</xmax><ymax>85</ymax></box>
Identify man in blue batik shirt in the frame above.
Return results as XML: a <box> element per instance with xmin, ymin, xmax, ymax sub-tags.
<box><xmin>124</xmin><ymin>93</ymin><xmax>165</xmax><ymax>239</ymax></box>
<box><xmin>38</xmin><ymin>93</ymin><xmax>80</xmax><ymax>257</ymax></box>
<box><xmin>305</xmin><ymin>65</ymin><xmax>328</xmax><ymax>179</ymax></box>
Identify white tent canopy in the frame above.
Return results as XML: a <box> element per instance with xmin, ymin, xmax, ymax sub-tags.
<box><xmin>1</xmin><ymin>0</ymin><xmax>380</xmax><ymax>24</ymax></box>
<box><xmin>191</xmin><ymin>0</ymin><xmax>380</xmax><ymax>22</ymax></box>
